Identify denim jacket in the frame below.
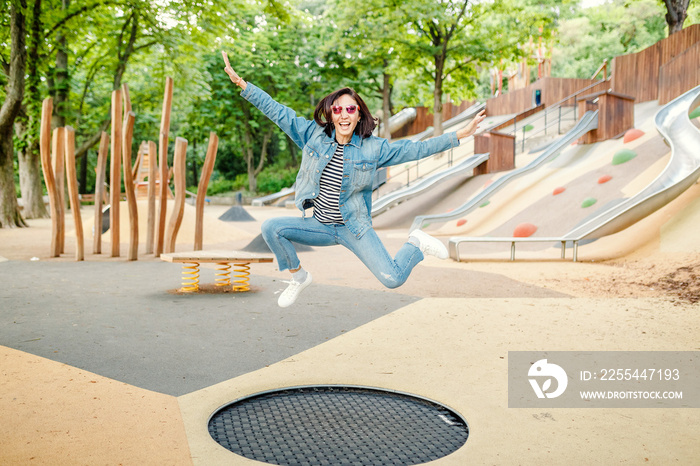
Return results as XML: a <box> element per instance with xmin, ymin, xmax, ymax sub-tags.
<box><xmin>241</xmin><ymin>83</ymin><xmax>460</xmax><ymax>239</ymax></box>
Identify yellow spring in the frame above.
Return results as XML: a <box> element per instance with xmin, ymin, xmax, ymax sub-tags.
<box><xmin>180</xmin><ymin>261</ymin><xmax>200</xmax><ymax>292</ymax></box>
<box><xmin>232</xmin><ymin>262</ymin><xmax>251</xmax><ymax>292</ymax></box>
<box><xmin>215</xmin><ymin>262</ymin><xmax>232</xmax><ymax>287</ymax></box>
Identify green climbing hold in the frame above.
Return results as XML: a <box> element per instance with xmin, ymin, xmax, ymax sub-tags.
<box><xmin>689</xmin><ymin>107</ymin><xmax>700</xmax><ymax>120</ymax></box>
<box><xmin>422</xmin><ymin>223</ymin><xmax>431</xmax><ymax>229</ymax></box>
<box><xmin>581</xmin><ymin>197</ymin><xmax>597</xmax><ymax>208</ymax></box>
<box><xmin>522</xmin><ymin>124</ymin><xmax>534</xmax><ymax>132</ymax></box>
<box><xmin>612</xmin><ymin>149</ymin><xmax>637</xmax><ymax>165</ymax></box>
<box><xmin>479</xmin><ymin>200</ymin><xmax>490</xmax><ymax>208</ymax></box>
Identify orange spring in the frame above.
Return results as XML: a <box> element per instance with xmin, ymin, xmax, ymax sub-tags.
<box><xmin>215</xmin><ymin>262</ymin><xmax>232</xmax><ymax>287</ymax></box>
<box><xmin>232</xmin><ymin>262</ymin><xmax>251</xmax><ymax>292</ymax></box>
<box><xmin>180</xmin><ymin>262</ymin><xmax>200</xmax><ymax>292</ymax></box>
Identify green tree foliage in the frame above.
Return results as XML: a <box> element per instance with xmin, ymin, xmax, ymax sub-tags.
<box><xmin>552</xmin><ymin>0</ymin><xmax>668</xmax><ymax>78</ymax></box>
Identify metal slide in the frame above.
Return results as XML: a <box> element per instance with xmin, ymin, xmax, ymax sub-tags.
<box><xmin>371</xmin><ymin>152</ymin><xmax>489</xmax><ymax>217</ymax></box>
<box><xmin>565</xmin><ymin>85</ymin><xmax>700</xmax><ymax>244</ymax></box>
<box><xmin>410</xmin><ymin>110</ymin><xmax>600</xmax><ymax>231</ymax></box>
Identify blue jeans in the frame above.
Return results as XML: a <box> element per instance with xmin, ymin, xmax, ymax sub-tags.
<box><xmin>261</xmin><ymin>216</ymin><xmax>424</xmax><ymax>289</ymax></box>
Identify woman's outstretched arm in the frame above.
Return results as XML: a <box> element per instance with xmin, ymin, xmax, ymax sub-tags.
<box><xmin>456</xmin><ymin>109</ymin><xmax>486</xmax><ymax>140</ymax></box>
<box><xmin>221</xmin><ymin>50</ymin><xmax>317</xmax><ymax>148</ymax></box>
<box><xmin>222</xmin><ymin>51</ymin><xmax>247</xmax><ymax>91</ymax></box>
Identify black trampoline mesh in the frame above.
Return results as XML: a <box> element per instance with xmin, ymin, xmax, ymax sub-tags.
<box><xmin>208</xmin><ymin>386</ymin><xmax>469</xmax><ymax>465</ymax></box>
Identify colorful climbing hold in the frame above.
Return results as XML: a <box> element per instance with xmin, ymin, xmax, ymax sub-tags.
<box><xmin>612</xmin><ymin>149</ymin><xmax>637</xmax><ymax>165</ymax></box>
<box><xmin>623</xmin><ymin>128</ymin><xmax>644</xmax><ymax>143</ymax></box>
<box><xmin>690</xmin><ymin>107</ymin><xmax>700</xmax><ymax>119</ymax></box>
<box><xmin>522</xmin><ymin>124</ymin><xmax>534</xmax><ymax>132</ymax></box>
<box><xmin>479</xmin><ymin>200</ymin><xmax>490</xmax><ymax>208</ymax></box>
<box><xmin>581</xmin><ymin>197</ymin><xmax>597</xmax><ymax>208</ymax></box>
<box><xmin>513</xmin><ymin>223</ymin><xmax>537</xmax><ymax>237</ymax></box>
<box><xmin>456</xmin><ymin>219</ymin><xmax>467</xmax><ymax>227</ymax></box>
<box><xmin>598</xmin><ymin>175</ymin><xmax>612</xmax><ymax>184</ymax></box>
<box><xmin>553</xmin><ymin>187</ymin><xmax>566</xmax><ymax>195</ymax></box>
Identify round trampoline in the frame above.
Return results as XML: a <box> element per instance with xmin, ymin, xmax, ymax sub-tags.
<box><xmin>208</xmin><ymin>385</ymin><xmax>469</xmax><ymax>465</ymax></box>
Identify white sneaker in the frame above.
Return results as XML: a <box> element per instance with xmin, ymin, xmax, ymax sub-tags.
<box><xmin>409</xmin><ymin>230</ymin><xmax>448</xmax><ymax>260</ymax></box>
<box><xmin>277</xmin><ymin>272</ymin><xmax>313</xmax><ymax>308</ymax></box>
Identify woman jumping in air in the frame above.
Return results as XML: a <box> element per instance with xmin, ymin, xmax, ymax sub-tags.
<box><xmin>222</xmin><ymin>51</ymin><xmax>485</xmax><ymax>307</ymax></box>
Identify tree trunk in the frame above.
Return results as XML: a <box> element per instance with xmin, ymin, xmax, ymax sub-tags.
<box><xmin>52</xmin><ymin>0</ymin><xmax>70</xmax><ymax>129</ymax></box>
<box><xmin>382</xmin><ymin>70</ymin><xmax>392</xmax><ymax>140</ymax></box>
<box><xmin>18</xmin><ymin>0</ymin><xmax>48</xmax><ymax>219</ymax></box>
<box><xmin>664</xmin><ymin>0</ymin><xmax>690</xmax><ymax>34</ymax></box>
<box><xmin>16</xmin><ymin>118</ymin><xmax>48</xmax><ymax>218</ymax></box>
<box><xmin>433</xmin><ymin>54</ymin><xmax>445</xmax><ymax>136</ymax></box>
<box><xmin>0</xmin><ymin>0</ymin><xmax>29</xmax><ymax>228</ymax></box>
<box><xmin>244</xmin><ymin>129</ymin><xmax>271</xmax><ymax>193</ymax></box>
<box><xmin>286</xmin><ymin>135</ymin><xmax>298</xmax><ymax>165</ymax></box>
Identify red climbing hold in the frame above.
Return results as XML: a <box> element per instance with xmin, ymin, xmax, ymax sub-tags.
<box><xmin>623</xmin><ymin>128</ymin><xmax>644</xmax><ymax>144</ymax></box>
<box><xmin>513</xmin><ymin>223</ymin><xmax>537</xmax><ymax>237</ymax></box>
<box><xmin>598</xmin><ymin>175</ymin><xmax>612</xmax><ymax>184</ymax></box>
<box><xmin>456</xmin><ymin>219</ymin><xmax>467</xmax><ymax>227</ymax></box>
<box><xmin>553</xmin><ymin>187</ymin><xmax>566</xmax><ymax>195</ymax></box>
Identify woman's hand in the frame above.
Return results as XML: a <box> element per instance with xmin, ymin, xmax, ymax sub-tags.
<box><xmin>456</xmin><ymin>109</ymin><xmax>486</xmax><ymax>139</ymax></box>
<box><xmin>222</xmin><ymin>51</ymin><xmax>247</xmax><ymax>90</ymax></box>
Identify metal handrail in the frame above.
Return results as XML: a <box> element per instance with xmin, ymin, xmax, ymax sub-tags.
<box><xmin>496</xmin><ymin>77</ymin><xmax>612</xmax><ymax>155</ymax></box>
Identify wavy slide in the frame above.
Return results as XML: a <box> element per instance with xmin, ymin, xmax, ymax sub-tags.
<box><xmin>411</xmin><ymin>110</ymin><xmax>600</xmax><ymax>231</ymax></box>
<box><xmin>448</xmin><ymin>85</ymin><xmax>700</xmax><ymax>261</ymax></box>
<box><xmin>565</xmin><ymin>85</ymin><xmax>700</xmax><ymax>243</ymax></box>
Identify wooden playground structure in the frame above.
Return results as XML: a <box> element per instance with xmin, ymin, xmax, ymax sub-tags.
<box><xmin>39</xmin><ymin>77</ymin><xmax>219</xmax><ymax>263</ymax></box>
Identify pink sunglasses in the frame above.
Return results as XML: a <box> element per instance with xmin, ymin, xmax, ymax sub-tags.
<box><xmin>331</xmin><ymin>105</ymin><xmax>357</xmax><ymax>115</ymax></box>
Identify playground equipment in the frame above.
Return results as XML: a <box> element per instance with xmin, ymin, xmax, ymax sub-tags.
<box><xmin>161</xmin><ymin>251</ymin><xmax>273</xmax><ymax>292</ymax></box>
<box><xmin>448</xmin><ymin>84</ymin><xmax>700</xmax><ymax>261</ymax></box>
<box><xmin>39</xmin><ymin>77</ymin><xmax>220</xmax><ymax>261</ymax></box>
<box><xmin>410</xmin><ymin>110</ymin><xmax>600</xmax><ymax>232</ymax></box>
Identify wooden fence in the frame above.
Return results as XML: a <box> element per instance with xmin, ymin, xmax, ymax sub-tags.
<box><xmin>612</xmin><ymin>23</ymin><xmax>700</xmax><ymax>103</ymax></box>
<box><xmin>658</xmin><ymin>40</ymin><xmax>700</xmax><ymax>105</ymax></box>
<box><xmin>485</xmin><ymin>77</ymin><xmax>603</xmax><ymax>116</ymax></box>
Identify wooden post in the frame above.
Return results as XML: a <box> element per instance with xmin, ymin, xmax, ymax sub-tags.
<box><xmin>64</xmin><ymin>126</ymin><xmax>84</xmax><ymax>261</ymax></box>
<box><xmin>194</xmin><ymin>132</ymin><xmax>218</xmax><ymax>251</ymax></box>
<box><xmin>155</xmin><ymin>77</ymin><xmax>174</xmax><ymax>257</ymax></box>
<box><xmin>146</xmin><ymin>141</ymin><xmax>157</xmax><ymax>254</ymax></box>
<box><xmin>39</xmin><ymin>98</ymin><xmax>60</xmax><ymax>257</ymax></box>
<box><xmin>164</xmin><ymin>137</ymin><xmax>187</xmax><ymax>254</ymax></box>
<box><xmin>122</xmin><ymin>111</ymin><xmax>138</xmax><ymax>260</ymax></box>
<box><xmin>93</xmin><ymin>132</ymin><xmax>109</xmax><ymax>254</ymax></box>
<box><xmin>110</xmin><ymin>88</ymin><xmax>123</xmax><ymax>257</ymax></box>
<box><xmin>51</xmin><ymin>126</ymin><xmax>65</xmax><ymax>254</ymax></box>
<box><xmin>122</xmin><ymin>83</ymin><xmax>132</xmax><ymax>124</ymax></box>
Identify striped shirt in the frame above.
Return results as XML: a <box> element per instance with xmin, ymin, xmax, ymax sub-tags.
<box><xmin>313</xmin><ymin>143</ymin><xmax>345</xmax><ymax>224</ymax></box>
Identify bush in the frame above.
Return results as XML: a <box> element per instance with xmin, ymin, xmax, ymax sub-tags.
<box><xmin>256</xmin><ymin>166</ymin><xmax>297</xmax><ymax>194</ymax></box>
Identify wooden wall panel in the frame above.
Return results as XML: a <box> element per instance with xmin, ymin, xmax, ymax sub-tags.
<box><xmin>485</xmin><ymin>77</ymin><xmax>604</xmax><ymax>116</ymax></box>
<box><xmin>612</xmin><ymin>24</ymin><xmax>700</xmax><ymax>103</ymax></box>
<box><xmin>473</xmin><ymin>131</ymin><xmax>515</xmax><ymax>175</ymax></box>
<box><xmin>659</xmin><ymin>41</ymin><xmax>700</xmax><ymax>105</ymax></box>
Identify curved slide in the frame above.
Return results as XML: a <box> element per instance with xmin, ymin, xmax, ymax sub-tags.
<box><xmin>565</xmin><ymin>85</ymin><xmax>700</xmax><ymax>242</ymax></box>
<box><xmin>411</xmin><ymin>110</ymin><xmax>600</xmax><ymax>231</ymax></box>
<box><xmin>448</xmin><ymin>85</ymin><xmax>700</xmax><ymax>261</ymax></box>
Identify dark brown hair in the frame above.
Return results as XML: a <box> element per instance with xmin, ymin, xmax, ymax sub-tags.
<box><xmin>313</xmin><ymin>87</ymin><xmax>377</xmax><ymax>139</ymax></box>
